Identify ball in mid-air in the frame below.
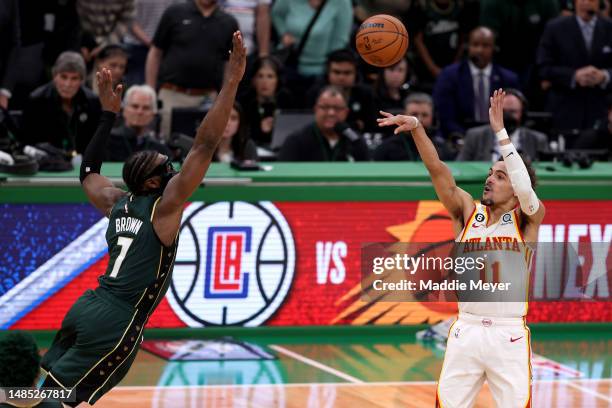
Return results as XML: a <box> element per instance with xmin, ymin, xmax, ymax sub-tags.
<box><xmin>356</xmin><ymin>14</ymin><xmax>409</xmax><ymax>68</ymax></box>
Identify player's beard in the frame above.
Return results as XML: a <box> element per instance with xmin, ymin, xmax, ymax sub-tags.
<box><xmin>481</xmin><ymin>197</ymin><xmax>494</xmax><ymax>206</ymax></box>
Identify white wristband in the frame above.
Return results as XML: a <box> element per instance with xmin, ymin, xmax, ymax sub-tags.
<box><xmin>496</xmin><ymin>128</ymin><xmax>509</xmax><ymax>142</ymax></box>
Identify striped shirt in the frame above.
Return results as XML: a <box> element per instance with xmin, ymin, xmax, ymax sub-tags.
<box><xmin>77</xmin><ymin>0</ymin><xmax>135</xmax><ymax>45</ymax></box>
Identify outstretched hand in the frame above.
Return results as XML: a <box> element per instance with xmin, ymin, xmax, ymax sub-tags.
<box><xmin>96</xmin><ymin>68</ymin><xmax>123</xmax><ymax>113</ymax></box>
<box><xmin>489</xmin><ymin>88</ymin><xmax>505</xmax><ymax>133</ymax></box>
<box><xmin>377</xmin><ymin>111</ymin><xmax>420</xmax><ymax>134</ymax></box>
<box><xmin>227</xmin><ymin>31</ymin><xmax>247</xmax><ymax>84</ymax></box>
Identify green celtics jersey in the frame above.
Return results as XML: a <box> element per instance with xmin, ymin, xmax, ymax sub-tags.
<box><xmin>99</xmin><ymin>194</ymin><xmax>178</xmax><ymax>307</ymax></box>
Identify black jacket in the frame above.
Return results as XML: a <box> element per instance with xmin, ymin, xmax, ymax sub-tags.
<box><xmin>105</xmin><ymin>124</ymin><xmax>173</xmax><ymax>162</ymax></box>
<box><xmin>373</xmin><ymin>134</ymin><xmax>418</xmax><ymax>161</ymax></box>
<box><xmin>537</xmin><ymin>15</ymin><xmax>612</xmax><ymax>131</ymax></box>
<box><xmin>22</xmin><ymin>82</ymin><xmax>101</xmax><ymax>153</ymax></box>
<box><xmin>278</xmin><ymin>123</ymin><xmax>369</xmax><ymax>162</ymax></box>
<box><xmin>306</xmin><ymin>81</ymin><xmax>378</xmax><ymax>132</ymax></box>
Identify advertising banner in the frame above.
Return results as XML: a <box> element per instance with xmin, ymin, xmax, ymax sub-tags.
<box><xmin>1</xmin><ymin>201</ymin><xmax>610</xmax><ymax>329</ymax></box>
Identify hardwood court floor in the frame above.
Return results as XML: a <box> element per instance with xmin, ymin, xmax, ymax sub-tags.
<box><xmin>97</xmin><ymin>380</ymin><xmax>612</xmax><ymax>407</ymax></box>
<box><xmin>87</xmin><ymin>325</ymin><xmax>612</xmax><ymax>407</ymax></box>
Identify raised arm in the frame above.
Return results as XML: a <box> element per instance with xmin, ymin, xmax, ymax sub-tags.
<box><xmin>145</xmin><ymin>46</ymin><xmax>162</xmax><ymax>88</ymax></box>
<box><xmin>377</xmin><ymin>111</ymin><xmax>474</xmax><ymax>225</ymax></box>
<box><xmin>80</xmin><ymin>68</ymin><xmax>126</xmax><ymax>216</ymax></box>
<box><xmin>489</xmin><ymin>89</ymin><xmax>545</xmax><ymax>229</ymax></box>
<box><xmin>152</xmin><ymin>31</ymin><xmax>246</xmax><ymax>244</ymax></box>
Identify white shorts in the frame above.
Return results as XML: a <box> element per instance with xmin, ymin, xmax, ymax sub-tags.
<box><xmin>436</xmin><ymin>313</ymin><xmax>532</xmax><ymax>408</ymax></box>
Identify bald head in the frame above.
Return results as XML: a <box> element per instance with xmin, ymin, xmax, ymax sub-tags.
<box><xmin>468</xmin><ymin>26</ymin><xmax>495</xmax><ymax>69</ymax></box>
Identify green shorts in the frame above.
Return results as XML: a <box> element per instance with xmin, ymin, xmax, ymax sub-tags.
<box><xmin>41</xmin><ymin>289</ymin><xmax>145</xmax><ymax>406</ymax></box>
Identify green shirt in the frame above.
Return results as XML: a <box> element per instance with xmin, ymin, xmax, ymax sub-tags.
<box><xmin>272</xmin><ymin>0</ymin><xmax>353</xmax><ymax>76</ymax></box>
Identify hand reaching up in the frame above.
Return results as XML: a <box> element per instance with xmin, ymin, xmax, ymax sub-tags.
<box><xmin>96</xmin><ymin>68</ymin><xmax>123</xmax><ymax>113</ymax></box>
<box><xmin>227</xmin><ymin>31</ymin><xmax>247</xmax><ymax>85</ymax></box>
<box><xmin>488</xmin><ymin>88</ymin><xmax>505</xmax><ymax>133</ymax></box>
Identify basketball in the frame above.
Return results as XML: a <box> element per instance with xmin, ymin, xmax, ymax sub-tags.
<box><xmin>355</xmin><ymin>14</ymin><xmax>409</xmax><ymax>67</ymax></box>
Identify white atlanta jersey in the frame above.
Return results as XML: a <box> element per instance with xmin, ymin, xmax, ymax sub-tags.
<box><xmin>455</xmin><ymin>203</ymin><xmax>534</xmax><ymax>318</ymax></box>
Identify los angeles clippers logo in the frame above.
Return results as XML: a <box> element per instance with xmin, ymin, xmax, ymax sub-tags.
<box><xmin>205</xmin><ymin>227</ymin><xmax>252</xmax><ymax>298</ymax></box>
<box><xmin>168</xmin><ymin>201</ymin><xmax>295</xmax><ymax>327</ymax></box>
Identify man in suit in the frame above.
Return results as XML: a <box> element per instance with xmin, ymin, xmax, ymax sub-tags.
<box><xmin>537</xmin><ymin>0</ymin><xmax>612</xmax><ymax>134</ymax></box>
<box><xmin>457</xmin><ymin>88</ymin><xmax>548</xmax><ymax>161</ymax></box>
<box><xmin>433</xmin><ymin>26</ymin><xmax>520</xmax><ymax>140</ymax></box>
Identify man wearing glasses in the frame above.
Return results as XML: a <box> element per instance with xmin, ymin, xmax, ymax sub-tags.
<box><xmin>278</xmin><ymin>85</ymin><xmax>369</xmax><ymax>161</ymax></box>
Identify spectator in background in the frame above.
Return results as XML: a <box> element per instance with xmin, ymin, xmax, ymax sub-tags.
<box><xmin>76</xmin><ymin>0</ymin><xmax>135</xmax><ymax>62</ymax></box>
<box><xmin>374</xmin><ymin>93</ymin><xmax>437</xmax><ymax>161</ymax></box>
<box><xmin>240</xmin><ymin>56</ymin><xmax>293</xmax><ymax>146</ymax></box>
<box><xmin>457</xmin><ymin>88</ymin><xmax>548</xmax><ymax>161</ymax></box>
<box><xmin>307</xmin><ymin>49</ymin><xmax>377</xmax><ymax>132</ymax></box>
<box><xmin>6</xmin><ymin>0</ymin><xmax>50</xmax><ymax>110</ymax></box>
<box><xmin>0</xmin><ymin>332</ymin><xmax>61</xmax><ymax>408</ymax></box>
<box><xmin>278</xmin><ymin>86</ymin><xmax>369</xmax><ymax>161</ymax></box>
<box><xmin>146</xmin><ymin>0</ymin><xmax>238</xmax><ymax>138</ymax></box>
<box><xmin>271</xmin><ymin>0</ymin><xmax>352</xmax><ymax>98</ymax></box>
<box><xmin>480</xmin><ymin>0</ymin><xmax>559</xmax><ymax>106</ymax></box>
<box><xmin>375</xmin><ymin>57</ymin><xmax>414</xmax><ymax>112</ymax></box>
<box><xmin>354</xmin><ymin>0</ymin><xmax>412</xmax><ymax>21</ymax></box>
<box><xmin>0</xmin><ymin>0</ymin><xmax>20</xmax><ymax>109</ymax></box>
<box><xmin>91</xmin><ymin>44</ymin><xmax>129</xmax><ymax>94</ymax></box>
<box><xmin>433</xmin><ymin>26</ymin><xmax>519</xmax><ymax>141</ymax></box>
<box><xmin>537</xmin><ymin>0</ymin><xmax>612</xmax><ymax>136</ymax></box>
<box><xmin>574</xmin><ymin>94</ymin><xmax>612</xmax><ymax>157</ymax></box>
<box><xmin>123</xmin><ymin>0</ymin><xmax>182</xmax><ymax>87</ymax></box>
<box><xmin>43</xmin><ymin>0</ymin><xmax>81</xmax><ymax>70</ymax></box>
<box><xmin>409</xmin><ymin>0</ymin><xmax>468</xmax><ymax>92</ymax></box>
<box><xmin>222</xmin><ymin>0</ymin><xmax>271</xmax><ymax>57</ymax></box>
<box><xmin>559</xmin><ymin>0</ymin><xmax>611</xmax><ymax>16</ymax></box>
<box><xmin>105</xmin><ymin>85</ymin><xmax>172</xmax><ymax>161</ymax></box>
<box><xmin>215</xmin><ymin>102</ymin><xmax>259</xmax><ymax>162</ymax></box>
<box><xmin>22</xmin><ymin>51</ymin><xmax>101</xmax><ymax>154</ymax></box>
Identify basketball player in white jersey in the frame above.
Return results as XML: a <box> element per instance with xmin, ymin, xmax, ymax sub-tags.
<box><xmin>378</xmin><ymin>89</ymin><xmax>545</xmax><ymax>407</ymax></box>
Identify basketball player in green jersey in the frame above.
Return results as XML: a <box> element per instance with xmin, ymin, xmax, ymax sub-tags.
<box><xmin>39</xmin><ymin>32</ymin><xmax>246</xmax><ymax>407</ymax></box>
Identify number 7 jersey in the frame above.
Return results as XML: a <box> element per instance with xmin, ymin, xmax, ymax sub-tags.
<box><xmin>455</xmin><ymin>203</ymin><xmax>534</xmax><ymax>318</ymax></box>
<box><xmin>100</xmin><ymin>194</ymin><xmax>179</xmax><ymax>309</ymax></box>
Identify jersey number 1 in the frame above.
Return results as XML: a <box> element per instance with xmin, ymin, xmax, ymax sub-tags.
<box><xmin>110</xmin><ymin>237</ymin><xmax>133</xmax><ymax>278</ymax></box>
<box><xmin>479</xmin><ymin>261</ymin><xmax>500</xmax><ymax>283</ymax></box>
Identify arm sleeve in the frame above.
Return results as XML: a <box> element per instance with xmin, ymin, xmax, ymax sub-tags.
<box><xmin>498</xmin><ymin>132</ymin><xmax>540</xmax><ymax>215</ymax></box>
<box><xmin>79</xmin><ymin>111</ymin><xmax>117</xmax><ymax>183</ymax></box>
<box><xmin>152</xmin><ymin>7</ymin><xmax>174</xmax><ymax>51</ymax></box>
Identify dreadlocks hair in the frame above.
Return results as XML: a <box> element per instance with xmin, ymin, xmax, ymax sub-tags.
<box><xmin>498</xmin><ymin>153</ymin><xmax>537</xmax><ymax>189</ymax></box>
<box><xmin>123</xmin><ymin>150</ymin><xmax>162</xmax><ymax>195</ymax></box>
<box><xmin>0</xmin><ymin>332</ymin><xmax>41</xmax><ymax>387</ymax></box>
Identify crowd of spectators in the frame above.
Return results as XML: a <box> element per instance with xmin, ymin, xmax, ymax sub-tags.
<box><xmin>0</xmin><ymin>0</ymin><xmax>610</xmax><ymax>166</ymax></box>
